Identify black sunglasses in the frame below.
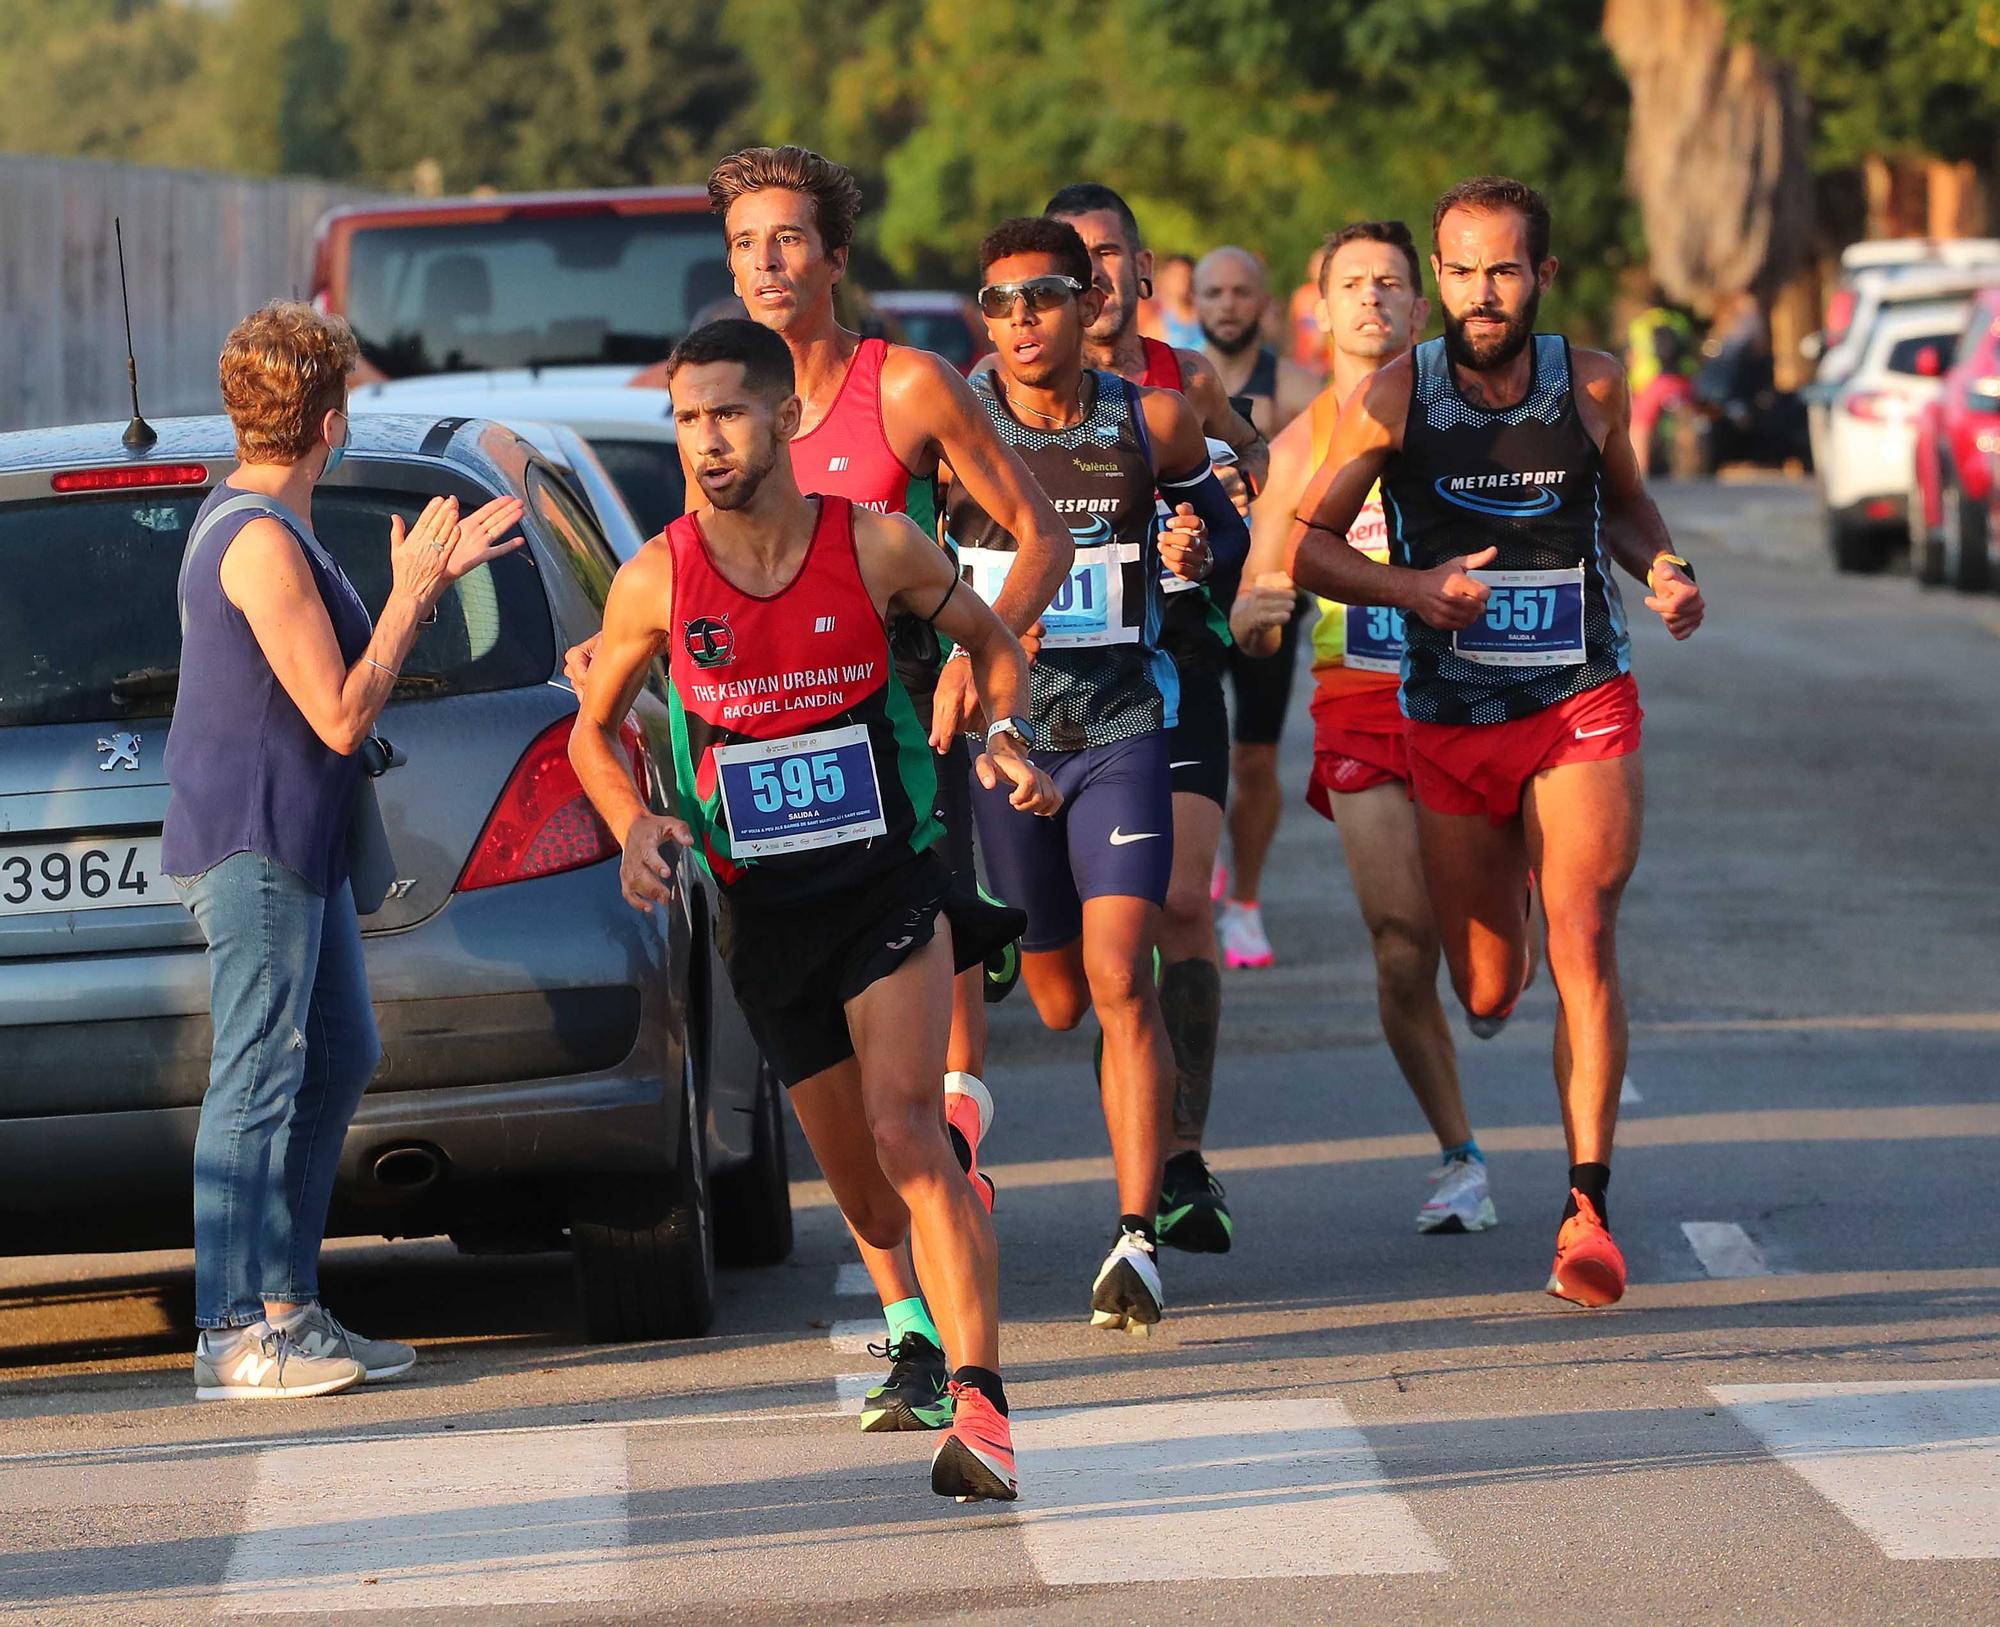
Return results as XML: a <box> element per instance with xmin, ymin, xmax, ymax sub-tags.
<box><xmin>976</xmin><ymin>274</ymin><xmax>1084</xmax><ymax>318</ymax></box>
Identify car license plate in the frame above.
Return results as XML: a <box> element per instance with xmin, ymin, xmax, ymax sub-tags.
<box><xmin>0</xmin><ymin>834</ymin><xmax>164</xmax><ymax>917</ymax></box>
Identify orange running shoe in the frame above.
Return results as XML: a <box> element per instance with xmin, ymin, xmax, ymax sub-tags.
<box><xmin>1546</xmin><ymin>1190</ymin><xmax>1626</xmax><ymax>1307</ymax></box>
<box><xmin>930</xmin><ymin>1380</ymin><xmax>1018</xmax><ymax>1502</ymax></box>
<box><xmin>944</xmin><ymin>1072</ymin><xmax>995</xmax><ymax>1213</ymax></box>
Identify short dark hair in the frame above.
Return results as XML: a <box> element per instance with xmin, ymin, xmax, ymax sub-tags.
<box><xmin>1320</xmin><ymin>220</ymin><xmax>1424</xmax><ymax>292</ymax></box>
<box><xmin>1044</xmin><ymin>182</ymin><xmax>1141</xmax><ymax>250</ymax></box>
<box><xmin>663</xmin><ymin>319</ymin><xmax>796</xmax><ymax>399</ymax></box>
<box><xmin>708</xmin><ymin>145</ymin><xmax>864</xmax><ymax>253</ymax></box>
<box><xmin>1430</xmin><ymin>176</ymin><xmax>1552</xmax><ymax>266</ymax></box>
<box><xmin>979</xmin><ymin>216</ymin><xmax>1092</xmax><ymax>290</ymax></box>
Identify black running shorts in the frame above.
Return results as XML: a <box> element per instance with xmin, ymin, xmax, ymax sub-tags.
<box><xmin>1165</xmin><ymin>667</ymin><xmax>1231</xmax><ymax>806</ymax></box>
<box><xmin>1227</xmin><ymin>598</ymin><xmax>1305</xmax><ymax>746</ymax></box>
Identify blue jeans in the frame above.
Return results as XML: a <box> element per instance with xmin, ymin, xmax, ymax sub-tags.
<box><xmin>173</xmin><ymin>852</ymin><xmax>380</xmax><ymax>1328</ymax></box>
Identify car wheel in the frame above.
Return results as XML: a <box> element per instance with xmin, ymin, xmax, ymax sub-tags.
<box><xmin>571</xmin><ymin>1049</ymin><xmax>716</xmax><ymax>1342</ymax></box>
<box><xmin>711</xmin><ymin>1058</ymin><xmax>794</xmax><ymax>1267</ymax></box>
<box><xmin>1828</xmin><ymin>509</ymin><xmax>1887</xmax><ymax>575</ymax></box>
<box><xmin>1942</xmin><ymin>471</ymin><xmax>1991</xmax><ymax>593</ymax></box>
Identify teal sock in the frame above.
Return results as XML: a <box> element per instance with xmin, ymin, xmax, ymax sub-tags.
<box><xmin>1441</xmin><ymin>1137</ymin><xmax>1484</xmax><ymax>1164</ymax></box>
<box><xmin>884</xmin><ymin>1296</ymin><xmax>939</xmax><ymax>1350</ymax></box>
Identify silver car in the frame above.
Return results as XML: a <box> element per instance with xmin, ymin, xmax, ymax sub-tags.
<box><xmin>0</xmin><ymin>413</ymin><xmax>791</xmax><ymax>1341</ymax></box>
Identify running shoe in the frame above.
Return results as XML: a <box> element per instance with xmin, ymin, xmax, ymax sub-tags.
<box><xmin>1156</xmin><ymin>1149</ymin><xmax>1233</xmax><ymax>1253</ymax></box>
<box><xmin>1417</xmin><ymin>1155</ymin><xmax>1497</xmax><ymax>1234</ymax></box>
<box><xmin>1210</xmin><ymin>857</ymin><xmax>1228</xmax><ymax>904</ymax></box>
<box><xmin>194</xmin><ymin>1323</ymin><xmax>364</xmax><ymax>1401</ymax></box>
<box><xmin>931</xmin><ymin>1380</ymin><xmax>1018</xmax><ymax>1502</ymax></box>
<box><xmin>1089</xmin><ymin>1227</ymin><xmax>1164</xmax><ymax>1336</ymax></box>
<box><xmin>285</xmin><ymin>1303</ymin><xmax>417</xmax><ymax>1382</ymax></box>
<box><xmin>944</xmin><ymin>1072</ymin><xmax>995</xmax><ymax>1213</ymax></box>
<box><xmin>860</xmin><ymin>1333</ymin><xmax>953</xmax><ymax>1432</ymax></box>
<box><xmin>1545</xmin><ymin>1190</ymin><xmax>1626</xmax><ymax>1308</ymax></box>
<box><xmin>1218</xmin><ymin>901</ymin><xmax>1275</xmax><ymax>969</ymax></box>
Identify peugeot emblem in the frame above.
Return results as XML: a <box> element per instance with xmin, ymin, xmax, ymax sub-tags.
<box><xmin>97</xmin><ymin>732</ymin><xmax>141</xmax><ymax>772</ymax></box>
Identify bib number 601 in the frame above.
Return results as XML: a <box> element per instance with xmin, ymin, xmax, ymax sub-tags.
<box><xmin>748</xmin><ymin>751</ymin><xmax>846</xmax><ymax>812</ymax></box>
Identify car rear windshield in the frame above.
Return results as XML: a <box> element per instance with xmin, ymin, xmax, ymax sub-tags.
<box><xmin>1883</xmin><ymin>333</ymin><xmax>1957</xmax><ymax>376</ymax></box>
<box><xmin>585</xmin><ymin>437</ymin><xmax>686</xmax><ymax>538</ymax></box>
<box><xmin>0</xmin><ymin>484</ymin><xmax>552</xmax><ymax>729</ymax></box>
<box><xmin>891</xmin><ymin>310</ymin><xmax>978</xmax><ymax>370</ymax></box>
<box><xmin>345</xmin><ymin>213</ymin><xmax>728</xmax><ymax>378</ymax></box>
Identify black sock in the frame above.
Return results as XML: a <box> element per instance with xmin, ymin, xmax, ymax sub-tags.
<box><xmin>1159</xmin><ymin>958</ymin><xmax>1222</xmax><ymax>1142</ymax></box>
<box><xmin>946</xmin><ymin>1122</ymin><xmax>972</xmax><ymax>1174</ymax></box>
<box><xmin>1119</xmin><ymin>1213</ymin><xmax>1157</xmax><ymax>1248</ymax></box>
<box><xmin>1564</xmin><ymin>1162</ymin><xmax>1611</xmax><ymax>1225</ymax></box>
<box><xmin>953</xmin><ymin>1364</ymin><xmax>1009</xmax><ymax>1417</ymax></box>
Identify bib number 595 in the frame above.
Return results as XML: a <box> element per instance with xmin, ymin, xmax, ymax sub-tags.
<box><xmin>747</xmin><ymin>751</ymin><xmax>846</xmax><ymax>812</ymax></box>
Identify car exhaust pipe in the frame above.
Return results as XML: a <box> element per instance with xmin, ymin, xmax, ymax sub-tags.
<box><xmin>372</xmin><ymin>1144</ymin><xmax>444</xmax><ymax>1191</ymax></box>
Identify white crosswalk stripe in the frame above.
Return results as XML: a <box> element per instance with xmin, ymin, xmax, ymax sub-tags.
<box><xmin>828</xmin><ymin>1317</ymin><xmax>880</xmax><ymax>1352</ymax></box>
<box><xmin>1711</xmin><ymin>1381</ymin><xmax>2000</xmax><ymax>1559</ymax></box>
<box><xmin>833</xmin><ymin>1261</ymin><xmax>873</xmax><ymax>1297</ymax></box>
<box><xmin>1681</xmin><ymin>1220</ymin><xmax>1771</xmax><ymax>1278</ymax></box>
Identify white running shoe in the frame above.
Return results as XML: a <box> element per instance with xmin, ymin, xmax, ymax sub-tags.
<box><xmin>193</xmin><ymin>1323</ymin><xmax>364</xmax><ymax>1401</ymax></box>
<box><xmin>1090</xmin><ymin>1229</ymin><xmax>1164</xmax><ymax>1337</ymax></box>
<box><xmin>1417</xmin><ymin>1156</ymin><xmax>1498</xmax><ymax>1234</ymax></box>
<box><xmin>284</xmin><ymin>1303</ymin><xmax>417</xmax><ymax>1382</ymax></box>
<box><xmin>1218</xmin><ymin>901</ymin><xmax>1275</xmax><ymax>969</ymax></box>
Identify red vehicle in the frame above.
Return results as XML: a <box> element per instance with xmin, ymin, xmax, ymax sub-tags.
<box><xmin>310</xmin><ymin>187</ymin><xmax>728</xmax><ymax>388</ymax></box>
<box><xmin>1911</xmin><ymin>285</ymin><xmax>2000</xmax><ymax>590</ymax></box>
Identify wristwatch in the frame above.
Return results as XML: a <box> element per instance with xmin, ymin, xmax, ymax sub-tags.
<box><xmin>986</xmin><ymin>716</ymin><xmax>1033</xmax><ymax>754</ymax></box>
<box><xmin>1649</xmin><ymin>552</ymin><xmax>1695</xmax><ymax>586</ymax></box>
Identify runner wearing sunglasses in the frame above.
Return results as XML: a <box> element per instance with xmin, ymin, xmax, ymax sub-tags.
<box><xmin>947</xmin><ymin>217</ymin><xmax>1250</xmax><ymax>1335</ymax></box>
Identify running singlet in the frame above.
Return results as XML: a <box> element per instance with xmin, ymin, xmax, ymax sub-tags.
<box><xmin>1139</xmin><ymin>338</ymin><xmax>1233</xmax><ymax>678</ymax></box>
<box><xmin>785</xmin><ymin>336</ymin><xmax>944</xmax><ymax>694</ymax></box>
<box><xmin>1304</xmin><ymin>390</ymin><xmax>1404</xmax><ymax>702</ymax></box>
<box><xmin>946</xmin><ymin>370</ymin><xmax>1176</xmax><ymax>753</ymax></box>
<box><xmin>665</xmin><ymin>496</ymin><xmax>941</xmax><ymax>905</ymax></box>
<box><xmin>1381</xmin><ymin>335</ymin><xmax>1628</xmax><ymax>725</ymax></box>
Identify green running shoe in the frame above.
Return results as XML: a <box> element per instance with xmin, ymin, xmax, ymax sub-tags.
<box><xmin>1156</xmin><ymin>1149</ymin><xmax>1233</xmax><ymax>1254</ymax></box>
<box><xmin>859</xmin><ymin>1333</ymin><xmax>952</xmax><ymax>1432</ymax></box>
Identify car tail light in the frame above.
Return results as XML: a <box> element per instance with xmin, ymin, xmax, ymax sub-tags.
<box><xmin>457</xmin><ymin>715</ymin><xmax>646</xmax><ymax>892</ymax></box>
<box><xmin>1826</xmin><ymin>289</ymin><xmax>1856</xmax><ymax>345</ymax></box>
<box><xmin>1843</xmin><ymin>392</ymin><xmax>1908</xmax><ymax>422</ymax></box>
<box><xmin>51</xmin><ymin>463</ymin><xmax>208</xmax><ymax>492</ymax></box>
<box><xmin>1863</xmin><ymin>498</ymin><xmax>1899</xmax><ymax>520</ymax></box>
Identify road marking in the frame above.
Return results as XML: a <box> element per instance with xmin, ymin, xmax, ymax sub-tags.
<box><xmin>829</xmin><ymin>1318</ymin><xmax>880</xmax><ymax>1353</ymax></box>
<box><xmin>218</xmin><ymin>1427</ymin><xmax>630</xmax><ymax>1613</ymax></box>
<box><xmin>1712</xmin><ymin>1381</ymin><xmax>2000</xmax><ymax>1559</ymax></box>
<box><xmin>1681</xmin><ymin>1220</ymin><xmax>1770</xmax><ymax>1278</ymax></box>
<box><xmin>834</xmin><ymin>1261</ymin><xmax>873</xmax><ymax>1297</ymax></box>
<box><xmin>1619</xmin><ymin>1074</ymin><xmax>1641</xmax><ymax>1105</ymax></box>
<box><xmin>1011</xmin><ymin>1399</ymin><xmax>1445</xmax><ymax>1582</ymax></box>
<box><xmin>834</xmin><ymin>1373</ymin><xmax>874</xmax><ymax>1413</ymax></box>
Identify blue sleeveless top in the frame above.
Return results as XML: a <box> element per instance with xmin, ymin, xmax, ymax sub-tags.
<box><xmin>162</xmin><ymin>484</ymin><xmax>375</xmax><ymax>895</ymax></box>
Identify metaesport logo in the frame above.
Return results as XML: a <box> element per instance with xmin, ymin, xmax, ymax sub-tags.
<box><xmin>1435</xmin><ymin>470</ymin><xmax>1565</xmax><ymax>518</ymax></box>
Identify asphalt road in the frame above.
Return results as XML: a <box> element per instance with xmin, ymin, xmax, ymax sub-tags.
<box><xmin>3</xmin><ymin>479</ymin><xmax>1997</xmax><ymax>1625</ymax></box>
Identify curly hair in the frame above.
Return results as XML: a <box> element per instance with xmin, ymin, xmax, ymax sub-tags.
<box><xmin>1430</xmin><ymin>176</ymin><xmax>1553</xmax><ymax>266</ymax></box>
<box><xmin>217</xmin><ymin>300</ymin><xmax>358</xmax><ymax>465</ymax></box>
<box><xmin>707</xmin><ymin>145</ymin><xmax>864</xmax><ymax>253</ymax></box>
<box><xmin>979</xmin><ymin>216</ymin><xmax>1091</xmax><ymax>289</ymax></box>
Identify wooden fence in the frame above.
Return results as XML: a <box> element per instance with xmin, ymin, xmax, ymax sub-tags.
<box><xmin>0</xmin><ymin>154</ymin><xmax>383</xmax><ymax>433</ymax></box>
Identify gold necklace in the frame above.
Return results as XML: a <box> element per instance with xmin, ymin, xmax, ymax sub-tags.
<box><xmin>1001</xmin><ymin>382</ymin><xmax>1081</xmax><ymax>427</ymax></box>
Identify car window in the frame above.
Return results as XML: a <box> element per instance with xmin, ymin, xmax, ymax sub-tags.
<box><xmin>344</xmin><ymin>214</ymin><xmax>726</xmax><ymax>378</ymax></box>
<box><xmin>0</xmin><ymin>483</ymin><xmax>552</xmax><ymax>730</ymax></box>
<box><xmin>527</xmin><ymin>463</ymin><xmax>618</xmax><ymax>612</ymax></box>
<box><xmin>1883</xmin><ymin>333</ymin><xmax>1957</xmax><ymax>376</ymax></box>
<box><xmin>586</xmin><ymin>437</ymin><xmax>686</xmax><ymax>537</ymax></box>
<box><xmin>891</xmin><ymin>311</ymin><xmax>976</xmax><ymax>369</ymax></box>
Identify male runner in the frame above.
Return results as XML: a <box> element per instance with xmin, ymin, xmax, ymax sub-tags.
<box><xmin>1193</xmin><ymin>245</ymin><xmax>1320</xmax><ymax>972</ymax></box>
<box><xmin>1040</xmin><ymin>184</ymin><xmax>1266</xmax><ymax>1255</ymax></box>
<box><xmin>948</xmin><ymin>216</ymin><xmax>1248</xmax><ymax>1333</ymax></box>
<box><xmin>571</xmin><ymin>319</ymin><xmax>1056</xmax><ymax>1500</ymax></box>
<box><xmin>1286</xmin><ymin>178</ymin><xmax>1705</xmax><ymax>1306</ymax></box>
<box><xmin>616</xmin><ymin>146</ymin><xmax>1073</xmax><ymax>1432</ymax></box>
<box><xmin>1233</xmin><ymin>219</ymin><xmax>1494</xmax><ymax>1234</ymax></box>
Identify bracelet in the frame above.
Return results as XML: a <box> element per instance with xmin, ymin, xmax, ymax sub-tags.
<box><xmin>1648</xmin><ymin>552</ymin><xmax>1695</xmax><ymax>587</ymax></box>
<box><xmin>364</xmin><ymin>656</ymin><xmax>399</xmax><ymax>678</ymax></box>
<box><xmin>1294</xmin><ymin>514</ymin><xmax>1341</xmax><ymax>534</ymax></box>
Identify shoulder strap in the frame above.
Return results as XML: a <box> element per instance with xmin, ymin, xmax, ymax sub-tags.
<box><xmin>1120</xmin><ymin>373</ymin><xmax>1156</xmax><ymax>471</ymax></box>
<box><xmin>177</xmin><ymin>494</ymin><xmax>301</xmax><ymax>636</ymax></box>
<box><xmin>1247</xmin><ymin>346</ymin><xmax>1279</xmax><ymax>400</ymax></box>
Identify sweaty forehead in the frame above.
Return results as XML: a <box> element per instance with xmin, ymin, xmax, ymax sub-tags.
<box><xmin>671</xmin><ymin>360</ymin><xmax>759</xmax><ymax>408</ymax></box>
<box><xmin>1055</xmin><ymin>209</ymin><xmax>1132</xmax><ymax>255</ymax></box>
<box><xmin>1435</xmin><ymin>207</ymin><xmax>1531</xmax><ymax>265</ymax></box>
<box><xmin>1328</xmin><ymin>241</ymin><xmax>1410</xmax><ymax>281</ymax></box>
<box><xmin>725</xmin><ymin>188</ymin><xmax>817</xmax><ymax>237</ymax></box>
<box><xmin>1196</xmin><ymin>248</ymin><xmax>1263</xmax><ymax>292</ymax></box>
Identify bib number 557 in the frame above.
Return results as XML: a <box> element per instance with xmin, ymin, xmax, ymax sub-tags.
<box><xmin>747</xmin><ymin>751</ymin><xmax>846</xmax><ymax>813</ymax></box>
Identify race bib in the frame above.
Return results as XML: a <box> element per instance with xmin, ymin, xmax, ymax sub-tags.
<box><xmin>714</xmin><ymin>724</ymin><xmax>886</xmax><ymax>859</ymax></box>
<box><xmin>1452</xmin><ymin>566</ymin><xmax>1587</xmax><ymax>668</ymax></box>
<box><xmin>961</xmin><ymin>544</ymin><xmax>1137</xmax><ymax>647</ymax></box>
<box><xmin>1342</xmin><ymin>603</ymin><xmax>1405</xmax><ymax>673</ymax></box>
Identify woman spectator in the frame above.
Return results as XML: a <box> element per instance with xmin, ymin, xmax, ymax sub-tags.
<box><xmin>163</xmin><ymin>301</ymin><xmax>521</xmax><ymax>1400</ymax></box>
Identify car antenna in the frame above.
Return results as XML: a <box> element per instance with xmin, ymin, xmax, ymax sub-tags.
<box><xmin>115</xmin><ymin>218</ymin><xmax>157</xmax><ymax>450</ymax></box>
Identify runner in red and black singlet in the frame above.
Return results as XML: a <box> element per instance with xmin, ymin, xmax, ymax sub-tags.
<box><xmin>572</xmin><ymin>320</ymin><xmax>1058</xmax><ymax>1503</ymax></box>
<box><xmin>1287</xmin><ymin>178</ymin><xmax>1705</xmax><ymax>1312</ymax></box>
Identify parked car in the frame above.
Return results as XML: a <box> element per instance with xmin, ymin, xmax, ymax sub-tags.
<box><xmin>1818</xmin><ymin>300</ymin><xmax>1968</xmax><ymax>572</ymax></box>
<box><xmin>353</xmin><ymin>381</ymin><xmax>684</xmax><ymax>542</ymax></box>
<box><xmin>0</xmin><ymin>413</ymin><xmax>791</xmax><ymax>1342</ymax></box>
<box><xmin>1910</xmin><ymin>286</ymin><xmax>2000</xmax><ymax>591</ymax></box>
<box><xmin>1806</xmin><ymin>239</ymin><xmax>2000</xmax><ymax>370</ymax></box>
<box><xmin>311</xmin><ymin>188</ymin><xmax>727</xmax><ymax>390</ymax></box>
<box><xmin>869</xmin><ymin>291</ymin><xmax>994</xmax><ymax>375</ymax></box>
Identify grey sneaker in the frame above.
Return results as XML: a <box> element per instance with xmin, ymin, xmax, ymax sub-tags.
<box><xmin>286</xmin><ymin>1303</ymin><xmax>417</xmax><ymax>1382</ymax></box>
<box><xmin>194</xmin><ymin>1323</ymin><xmax>364</xmax><ymax>1401</ymax></box>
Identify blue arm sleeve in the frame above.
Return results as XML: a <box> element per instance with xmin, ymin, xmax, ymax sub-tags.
<box><xmin>1158</xmin><ymin>463</ymin><xmax>1252</xmax><ymax>605</ymax></box>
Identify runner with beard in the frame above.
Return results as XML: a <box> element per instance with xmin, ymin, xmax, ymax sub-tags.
<box><xmin>607</xmin><ymin>146</ymin><xmax>1073</xmax><ymax>1435</ymax></box>
<box><xmin>572</xmin><ymin>320</ymin><xmax>1056</xmax><ymax>1499</ymax></box>
<box><xmin>1287</xmin><ymin>178</ymin><xmax>1704</xmax><ymax>1306</ymax></box>
<box><xmin>1193</xmin><ymin>245</ymin><xmax>1320</xmax><ymax>973</ymax></box>
<box><xmin>1039</xmin><ymin>184</ymin><xmax>1266</xmax><ymax>1258</ymax></box>
<box><xmin>1233</xmin><ymin>220</ymin><xmax>1494</xmax><ymax>1235</ymax></box>
<box><xmin>949</xmin><ymin>216</ymin><xmax>1249</xmax><ymax>1334</ymax></box>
